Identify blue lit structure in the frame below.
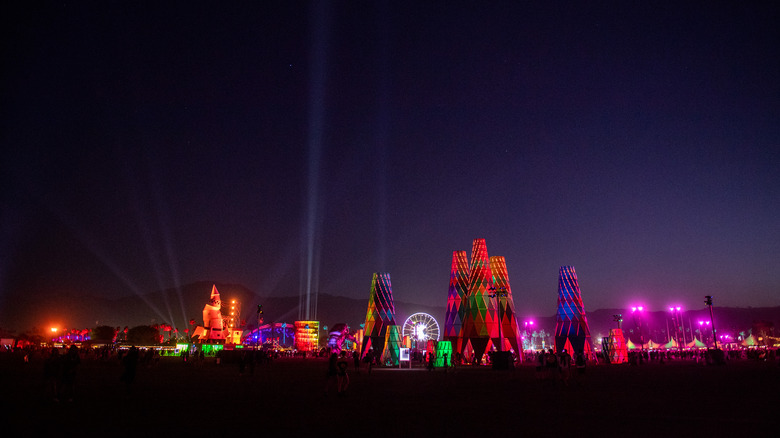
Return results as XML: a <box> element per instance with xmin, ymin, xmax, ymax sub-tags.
<box><xmin>554</xmin><ymin>266</ymin><xmax>593</xmax><ymax>356</ymax></box>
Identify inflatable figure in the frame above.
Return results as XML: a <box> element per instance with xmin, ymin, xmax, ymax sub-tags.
<box><xmin>327</xmin><ymin>323</ymin><xmax>356</xmax><ymax>354</ymax></box>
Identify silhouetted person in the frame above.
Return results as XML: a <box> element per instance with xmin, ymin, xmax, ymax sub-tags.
<box><xmin>120</xmin><ymin>346</ymin><xmax>139</xmax><ymax>395</ymax></box>
<box><xmin>324</xmin><ymin>352</ymin><xmax>338</xmax><ymax>396</ymax></box>
<box><xmin>364</xmin><ymin>349</ymin><xmax>374</xmax><ymax>375</ymax></box>
<box><xmin>336</xmin><ymin>351</ymin><xmax>350</xmax><ymax>396</ymax></box>
<box><xmin>60</xmin><ymin>345</ymin><xmax>81</xmax><ymax>402</ymax></box>
<box><xmin>44</xmin><ymin>348</ymin><xmax>62</xmax><ymax>402</ymax></box>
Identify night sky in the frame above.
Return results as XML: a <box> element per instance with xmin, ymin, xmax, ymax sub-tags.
<box><xmin>2</xmin><ymin>2</ymin><xmax>778</xmax><ymax>330</ymax></box>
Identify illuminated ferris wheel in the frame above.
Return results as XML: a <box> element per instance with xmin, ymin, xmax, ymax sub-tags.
<box><xmin>402</xmin><ymin>313</ymin><xmax>440</xmax><ymax>347</ymax></box>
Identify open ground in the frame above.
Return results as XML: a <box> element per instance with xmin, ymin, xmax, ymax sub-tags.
<box><xmin>3</xmin><ymin>351</ymin><xmax>778</xmax><ymax>436</ymax></box>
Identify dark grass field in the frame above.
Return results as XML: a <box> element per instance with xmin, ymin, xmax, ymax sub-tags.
<box><xmin>3</xmin><ymin>351</ymin><xmax>778</xmax><ymax>436</ymax></box>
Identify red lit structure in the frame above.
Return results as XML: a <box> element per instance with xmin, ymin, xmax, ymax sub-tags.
<box><xmin>451</xmin><ymin>239</ymin><xmax>523</xmax><ymax>364</ymax></box>
<box><xmin>444</xmin><ymin>250</ymin><xmax>470</xmax><ymax>354</ymax></box>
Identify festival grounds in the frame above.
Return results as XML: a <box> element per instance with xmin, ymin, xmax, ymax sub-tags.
<box><xmin>3</xmin><ymin>352</ymin><xmax>778</xmax><ymax>436</ymax></box>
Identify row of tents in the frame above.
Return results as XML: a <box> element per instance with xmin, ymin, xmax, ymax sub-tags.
<box><xmin>625</xmin><ymin>334</ymin><xmax>765</xmax><ymax>350</ymax></box>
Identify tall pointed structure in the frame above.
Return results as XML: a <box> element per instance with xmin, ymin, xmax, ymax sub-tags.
<box><xmin>462</xmin><ymin>238</ymin><xmax>494</xmax><ymax>362</ymax></box>
<box><xmin>489</xmin><ymin>256</ymin><xmax>523</xmax><ymax>358</ymax></box>
<box><xmin>444</xmin><ymin>250</ymin><xmax>470</xmax><ymax>354</ymax></box>
<box><xmin>554</xmin><ymin>266</ymin><xmax>593</xmax><ymax>356</ymax></box>
<box><xmin>361</xmin><ymin>273</ymin><xmax>396</xmax><ymax>358</ymax></box>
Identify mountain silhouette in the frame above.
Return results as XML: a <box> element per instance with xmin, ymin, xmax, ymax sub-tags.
<box><xmin>4</xmin><ymin>281</ymin><xmax>777</xmax><ymax>344</ymax></box>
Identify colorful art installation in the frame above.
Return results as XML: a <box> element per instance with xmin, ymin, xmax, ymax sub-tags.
<box><xmin>554</xmin><ymin>266</ymin><xmax>594</xmax><ymax>356</ymax></box>
<box><xmin>455</xmin><ymin>239</ymin><xmax>523</xmax><ymax>363</ymax></box>
<box><xmin>361</xmin><ymin>272</ymin><xmax>396</xmax><ymax>358</ymax></box>
<box><xmin>606</xmin><ymin>328</ymin><xmax>628</xmax><ymax>364</ymax></box>
<box><xmin>294</xmin><ymin>320</ymin><xmax>319</xmax><ymax>352</ymax></box>
<box><xmin>461</xmin><ymin>238</ymin><xmax>494</xmax><ymax>362</ymax></box>
<box><xmin>327</xmin><ymin>323</ymin><xmax>356</xmax><ymax>353</ymax></box>
<box><xmin>444</xmin><ymin>250</ymin><xmax>470</xmax><ymax>354</ymax></box>
<box><xmin>382</xmin><ymin>325</ymin><xmax>402</xmax><ymax>366</ymax></box>
<box><xmin>490</xmin><ymin>256</ymin><xmax>523</xmax><ymax>356</ymax></box>
<box><xmin>192</xmin><ymin>285</ymin><xmax>226</xmax><ymax>342</ymax></box>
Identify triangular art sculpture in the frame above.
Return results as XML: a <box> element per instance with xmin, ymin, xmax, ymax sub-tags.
<box><xmin>444</xmin><ymin>250</ymin><xmax>470</xmax><ymax>355</ymax></box>
<box><xmin>489</xmin><ymin>256</ymin><xmax>523</xmax><ymax>355</ymax></box>
<box><xmin>361</xmin><ymin>272</ymin><xmax>396</xmax><ymax>358</ymax></box>
<box><xmin>554</xmin><ymin>266</ymin><xmax>593</xmax><ymax>356</ymax></box>
<box><xmin>454</xmin><ymin>239</ymin><xmax>523</xmax><ymax>364</ymax></box>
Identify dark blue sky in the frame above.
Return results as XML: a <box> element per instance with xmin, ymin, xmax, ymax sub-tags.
<box><xmin>2</xmin><ymin>2</ymin><xmax>778</xmax><ymax>330</ymax></box>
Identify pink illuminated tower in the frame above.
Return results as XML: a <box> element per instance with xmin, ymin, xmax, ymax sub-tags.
<box><xmin>489</xmin><ymin>256</ymin><xmax>523</xmax><ymax>357</ymax></box>
<box><xmin>554</xmin><ymin>266</ymin><xmax>593</xmax><ymax>356</ymax></box>
<box><xmin>444</xmin><ymin>250</ymin><xmax>470</xmax><ymax>354</ymax></box>
<box><xmin>461</xmin><ymin>239</ymin><xmax>493</xmax><ymax>362</ymax></box>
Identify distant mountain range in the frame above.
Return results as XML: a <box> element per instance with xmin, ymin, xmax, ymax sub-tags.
<box><xmin>5</xmin><ymin>281</ymin><xmax>779</xmax><ymax>342</ymax></box>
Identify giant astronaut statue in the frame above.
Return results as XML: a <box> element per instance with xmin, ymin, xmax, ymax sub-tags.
<box><xmin>201</xmin><ymin>284</ymin><xmax>226</xmax><ymax>341</ymax></box>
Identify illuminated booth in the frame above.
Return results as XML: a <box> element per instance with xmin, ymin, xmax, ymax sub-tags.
<box><xmin>435</xmin><ymin>341</ymin><xmax>452</xmax><ymax>367</ymax></box>
<box><xmin>295</xmin><ymin>321</ymin><xmax>319</xmax><ymax>352</ymax></box>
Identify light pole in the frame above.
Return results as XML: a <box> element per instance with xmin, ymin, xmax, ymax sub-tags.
<box><xmin>524</xmin><ymin>321</ymin><xmax>534</xmax><ymax>351</ymax></box>
<box><xmin>613</xmin><ymin>314</ymin><xmax>623</xmax><ymax>330</ymax></box>
<box><xmin>698</xmin><ymin>321</ymin><xmax>710</xmax><ymax>347</ymax></box>
<box><xmin>670</xmin><ymin>306</ymin><xmax>683</xmax><ymax>353</ymax></box>
<box><xmin>704</xmin><ymin>296</ymin><xmax>718</xmax><ymax>349</ymax></box>
<box><xmin>488</xmin><ymin>287</ymin><xmax>508</xmax><ymax>352</ymax></box>
<box><xmin>631</xmin><ymin>306</ymin><xmax>644</xmax><ymax>355</ymax></box>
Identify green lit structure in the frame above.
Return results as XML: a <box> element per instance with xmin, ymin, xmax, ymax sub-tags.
<box><xmin>382</xmin><ymin>325</ymin><xmax>402</xmax><ymax>366</ymax></box>
<box><xmin>434</xmin><ymin>341</ymin><xmax>452</xmax><ymax>367</ymax></box>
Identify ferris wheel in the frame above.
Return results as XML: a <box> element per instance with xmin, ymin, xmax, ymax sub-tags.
<box><xmin>402</xmin><ymin>313</ymin><xmax>440</xmax><ymax>346</ymax></box>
